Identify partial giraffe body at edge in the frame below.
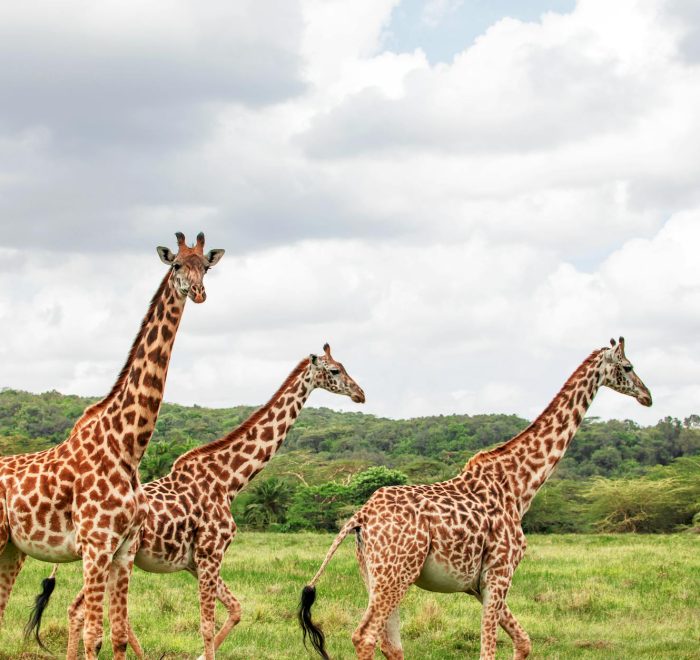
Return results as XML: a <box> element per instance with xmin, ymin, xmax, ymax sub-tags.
<box><xmin>1</xmin><ymin>232</ymin><xmax>224</xmax><ymax>660</ymax></box>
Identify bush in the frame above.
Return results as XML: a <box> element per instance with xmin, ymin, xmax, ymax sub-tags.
<box><xmin>586</xmin><ymin>476</ymin><xmax>697</xmax><ymax>532</ymax></box>
<box><xmin>349</xmin><ymin>466</ymin><xmax>408</xmax><ymax>503</ymax></box>
<box><xmin>285</xmin><ymin>482</ymin><xmax>353</xmax><ymax>531</ymax></box>
<box><xmin>523</xmin><ymin>480</ymin><xmax>588</xmax><ymax>533</ymax></box>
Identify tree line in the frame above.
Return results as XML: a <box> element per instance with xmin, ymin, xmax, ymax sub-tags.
<box><xmin>1</xmin><ymin>388</ymin><xmax>698</xmax><ymax>533</ymax></box>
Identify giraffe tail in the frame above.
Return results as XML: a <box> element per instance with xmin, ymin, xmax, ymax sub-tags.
<box><xmin>298</xmin><ymin>515</ymin><xmax>360</xmax><ymax>659</ymax></box>
<box><xmin>24</xmin><ymin>564</ymin><xmax>58</xmax><ymax>650</ymax></box>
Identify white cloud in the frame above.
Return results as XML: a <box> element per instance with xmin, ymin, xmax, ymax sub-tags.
<box><xmin>1</xmin><ymin>0</ymin><xmax>699</xmax><ymax>430</ymax></box>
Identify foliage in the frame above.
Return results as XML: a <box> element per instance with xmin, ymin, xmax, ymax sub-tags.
<box><xmin>1</xmin><ymin>388</ymin><xmax>698</xmax><ymax>534</ymax></box>
<box><xmin>348</xmin><ymin>465</ymin><xmax>408</xmax><ymax>503</ymax></box>
<box><xmin>285</xmin><ymin>482</ymin><xmax>353</xmax><ymax>532</ymax></box>
<box><xmin>585</xmin><ymin>458</ymin><xmax>700</xmax><ymax>532</ymax></box>
<box><xmin>522</xmin><ymin>480</ymin><xmax>588</xmax><ymax>534</ymax></box>
<box><xmin>242</xmin><ymin>477</ymin><xmax>295</xmax><ymax>529</ymax></box>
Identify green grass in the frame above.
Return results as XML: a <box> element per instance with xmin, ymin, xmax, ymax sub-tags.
<box><xmin>1</xmin><ymin>534</ymin><xmax>698</xmax><ymax>659</ymax></box>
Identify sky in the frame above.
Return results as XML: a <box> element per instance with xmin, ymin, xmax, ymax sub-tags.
<box><xmin>0</xmin><ymin>0</ymin><xmax>698</xmax><ymax>426</ymax></box>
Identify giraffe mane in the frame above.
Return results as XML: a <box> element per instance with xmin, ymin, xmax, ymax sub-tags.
<box><xmin>462</xmin><ymin>348</ymin><xmax>605</xmax><ymax>471</ymax></box>
<box><xmin>173</xmin><ymin>357</ymin><xmax>312</xmax><ymax>468</ymax></box>
<box><xmin>69</xmin><ymin>271</ymin><xmax>173</xmax><ymax>437</ymax></box>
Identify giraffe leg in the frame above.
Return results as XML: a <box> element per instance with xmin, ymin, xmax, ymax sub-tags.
<box><xmin>500</xmin><ymin>603</ymin><xmax>531</xmax><ymax>660</ymax></box>
<box><xmin>80</xmin><ymin>550</ymin><xmax>112</xmax><ymax>660</ymax></box>
<box><xmin>0</xmin><ymin>543</ymin><xmax>26</xmax><ymax>625</ymax></box>
<box><xmin>195</xmin><ymin>577</ymin><xmax>242</xmax><ymax>660</ymax></box>
<box><xmin>192</xmin><ymin>550</ymin><xmax>224</xmax><ymax>660</ymax></box>
<box><xmin>0</xmin><ymin>495</ymin><xmax>27</xmax><ymax>625</ymax></box>
<box><xmin>66</xmin><ymin>589</ymin><xmax>85</xmax><ymax>660</ymax></box>
<box><xmin>126</xmin><ymin>616</ymin><xmax>145</xmax><ymax>659</ymax></box>
<box><xmin>107</xmin><ymin>544</ymin><xmax>143</xmax><ymax>660</ymax></box>
<box><xmin>478</xmin><ymin>567</ymin><xmax>513</xmax><ymax>660</ymax></box>
<box><xmin>357</xmin><ymin>544</ymin><xmax>403</xmax><ymax>659</ymax></box>
<box><xmin>68</xmin><ymin>578</ymin><xmax>144</xmax><ymax>659</ymax></box>
<box><xmin>379</xmin><ymin>607</ymin><xmax>404</xmax><ymax>660</ymax></box>
<box><xmin>351</xmin><ymin>541</ymin><xmax>424</xmax><ymax>659</ymax></box>
<box><xmin>352</xmin><ymin>581</ymin><xmax>411</xmax><ymax>660</ymax></box>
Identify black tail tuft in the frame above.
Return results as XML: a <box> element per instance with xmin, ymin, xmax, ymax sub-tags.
<box><xmin>24</xmin><ymin>575</ymin><xmax>56</xmax><ymax>650</ymax></box>
<box><xmin>298</xmin><ymin>585</ymin><xmax>329</xmax><ymax>659</ymax></box>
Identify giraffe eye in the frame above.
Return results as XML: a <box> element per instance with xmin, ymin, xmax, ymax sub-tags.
<box><xmin>623</xmin><ymin>365</ymin><xmax>633</xmax><ymax>373</ymax></box>
<box><xmin>172</xmin><ymin>263</ymin><xmax>182</xmax><ymax>271</ymax></box>
<box><xmin>329</xmin><ymin>368</ymin><xmax>340</xmax><ymax>376</ymax></box>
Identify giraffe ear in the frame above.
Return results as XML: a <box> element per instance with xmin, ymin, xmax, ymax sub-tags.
<box><xmin>157</xmin><ymin>246</ymin><xmax>175</xmax><ymax>265</ymax></box>
<box><xmin>310</xmin><ymin>354</ymin><xmax>318</xmax><ymax>366</ymax></box>
<box><xmin>205</xmin><ymin>249</ymin><xmax>225</xmax><ymax>267</ymax></box>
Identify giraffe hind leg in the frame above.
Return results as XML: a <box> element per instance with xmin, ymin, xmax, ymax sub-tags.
<box><xmin>351</xmin><ymin>530</ymin><xmax>427</xmax><ymax>660</ymax></box>
<box><xmin>68</xmin><ymin>579</ymin><xmax>145</xmax><ymax>659</ymax></box>
<box><xmin>379</xmin><ymin>607</ymin><xmax>404</xmax><ymax>660</ymax></box>
<box><xmin>0</xmin><ymin>496</ymin><xmax>27</xmax><ymax>626</ymax></box>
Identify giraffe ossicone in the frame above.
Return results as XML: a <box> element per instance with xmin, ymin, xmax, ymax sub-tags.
<box><xmin>5</xmin><ymin>232</ymin><xmax>224</xmax><ymax>660</ymax></box>
<box><xmin>299</xmin><ymin>337</ymin><xmax>651</xmax><ymax>660</ymax></box>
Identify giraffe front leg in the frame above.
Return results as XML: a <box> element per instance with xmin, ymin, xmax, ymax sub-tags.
<box><xmin>80</xmin><ymin>549</ymin><xmax>112</xmax><ymax>660</ymax></box>
<box><xmin>107</xmin><ymin>545</ymin><xmax>143</xmax><ymax>660</ymax></box>
<box><xmin>192</xmin><ymin>546</ymin><xmax>225</xmax><ymax>660</ymax></box>
<box><xmin>478</xmin><ymin>567</ymin><xmax>513</xmax><ymax>660</ymax></box>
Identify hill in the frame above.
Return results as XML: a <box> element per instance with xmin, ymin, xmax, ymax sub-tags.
<box><xmin>1</xmin><ymin>388</ymin><xmax>698</xmax><ymax>533</ymax></box>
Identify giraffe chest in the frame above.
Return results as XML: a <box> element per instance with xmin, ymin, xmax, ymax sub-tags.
<box><xmin>4</xmin><ymin>469</ymin><xmax>79</xmax><ymax>561</ymax></box>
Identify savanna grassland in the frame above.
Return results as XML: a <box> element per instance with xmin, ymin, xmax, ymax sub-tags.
<box><xmin>0</xmin><ymin>533</ymin><xmax>697</xmax><ymax>659</ymax></box>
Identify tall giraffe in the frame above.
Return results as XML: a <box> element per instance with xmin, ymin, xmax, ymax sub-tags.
<box><xmin>35</xmin><ymin>344</ymin><xmax>365</xmax><ymax>660</ymax></box>
<box><xmin>299</xmin><ymin>338</ymin><xmax>652</xmax><ymax>660</ymax></box>
<box><xmin>0</xmin><ymin>232</ymin><xmax>224</xmax><ymax>660</ymax></box>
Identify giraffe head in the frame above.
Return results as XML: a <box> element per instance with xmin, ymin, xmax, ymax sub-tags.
<box><xmin>156</xmin><ymin>231</ymin><xmax>225</xmax><ymax>303</ymax></box>
<box><xmin>601</xmin><ymin>336</ymin><xmax>652</xmax><ymax>407</ymax></box>
<box><xmin>309</xmin><ymin>343</ymin><xmax>366</xmax><ymax>403</ymax></box>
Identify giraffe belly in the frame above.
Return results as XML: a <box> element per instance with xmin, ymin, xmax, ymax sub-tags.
<box><xmin>134</xmin><ymin>547</ymin><xmax>192</xmax><ymax>574</ymax></box>
<box><xmin>415</xmin><ymin>554</ymin><xmax>472</xmax><ymax>593</ymax></box>
<box><xmin>10</xmin><ymin>530</ymin><xmax>79</xmax><ymax>563</ymax></box>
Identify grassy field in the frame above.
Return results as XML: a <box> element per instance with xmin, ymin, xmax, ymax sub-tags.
<box><xmin>0</xmin><ymin>533</ymin><xmax>698</xmax><ymax>659</ymax></box>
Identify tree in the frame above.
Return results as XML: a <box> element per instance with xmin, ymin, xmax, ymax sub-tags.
<box><xmin>286</xmin><ymin>482</ymin><xmax>353</xmax><ymax>531</ymax></box>
<box><xmin>349</xmin><ymin>466</ymin><xmax>408</xmax><ymax>504</ymax></box>
<box><xmin>243</xmin><ymin>477</ymin><xmax>295</xmax><ymax>529</ymax></box>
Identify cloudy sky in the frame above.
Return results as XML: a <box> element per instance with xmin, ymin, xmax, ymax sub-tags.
<box><xmin>1</xmin><ymin>0</ymin><xmax>698</xmax><ymax>426</ymax></box>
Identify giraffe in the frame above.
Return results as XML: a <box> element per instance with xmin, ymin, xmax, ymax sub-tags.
<box><xmin>1</xmin><ymin>231</ymin><xmax>224</xmax><ymax>660</ymax></box>
<box><xmin>34</xmin><ymin>343</ymin><xmax>365</xmax><ymax>660</ymax></box>
<box><xmin>299</xmin><ymin>337</ymin><xmax>652</xmax><ymax>660</ymax></box>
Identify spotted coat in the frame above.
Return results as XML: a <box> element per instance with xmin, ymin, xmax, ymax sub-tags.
<box><xmin>302</xmin><ymin>338</ymin><xmax>652</xmax><ymax>660</ymax></box>
<box><xmin>3</xmin><ymin>232</ymin><xmax>223</xmax><ymax>660</ymax></box>
<box><xmin>68</xmin><ymin>344</ymin><xmax>365</xmax><ymax>660</ymax></box>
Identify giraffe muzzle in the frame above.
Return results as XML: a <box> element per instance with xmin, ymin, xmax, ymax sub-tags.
<box><xmin>637</xmin><ymin>392</ymin><xmax>652</xmax><ymax>407</ymax></box>
<box><xmin>351</xmin><ymin>388</ymin><xmax>366</xmax><ymax>404</ymax></box>
<box><xmin>189</xmin><ymin>285</ymin><xmax>206</xmax><ymax>304</ymax></box>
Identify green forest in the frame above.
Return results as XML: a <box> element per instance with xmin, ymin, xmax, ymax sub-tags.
<box><xmin>1</xmin><ymin>388</ymin><xmax>698</xmax><ymax>535</ymax></box>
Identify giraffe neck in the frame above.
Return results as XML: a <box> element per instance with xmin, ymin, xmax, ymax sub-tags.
<box><xmin>173</xmin><ymin>358</ymin><xmax>314</xmax><ymax>497</ymax></box>
<box><xmin>463</xmin><ymin>349</ymin><xmax>606</xmax><ymax>517</ymax></box>
<box><xmin>70</xmin><ymin>272</ymin><xmax>186</xmax><ymax>471</ymax></box>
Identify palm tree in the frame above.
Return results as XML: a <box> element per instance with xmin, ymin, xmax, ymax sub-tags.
<box><xmin>243</xmin><ymin>477</ymin><xmax>294</xmax><ymax>529</ymax></box>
